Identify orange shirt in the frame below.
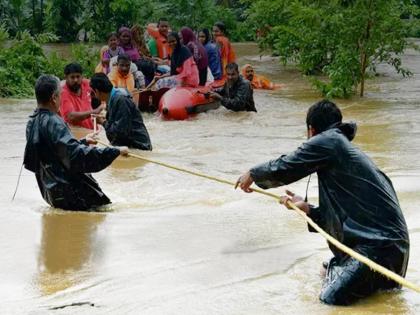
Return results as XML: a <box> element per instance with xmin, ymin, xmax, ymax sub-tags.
<box><xmin>147</xmin><ymin>24</ymin><xmax>172</xmax><ymax>59</ymax></box>
<box><xmin>215</xmin><ymin>36</ymin><xmax>236</xmax><ymax>75</ymax></box>
<box><xmin>108</xmin><ymin>69</ymin><xmax>135</xmax><ymax>92</ymax></box>
<box><xmin>241</xmin><ymin>64</ymin><xmax>276</xmax><ymax>90</ymax></box>
<box><xmin>59</xmin><ymin>79</ymin><xmax>93</xmax><ymax>129</ymax></box>
<box><xmin>250</xmin><ymin>75</ymin><xmax>275</xmax><ymax>90</ymax></box>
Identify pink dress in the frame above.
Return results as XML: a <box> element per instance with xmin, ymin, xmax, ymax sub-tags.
<box><xmin>156</xmin><ymin>56</ymin><xmax>199</xmax><ymax>89</ymax></box>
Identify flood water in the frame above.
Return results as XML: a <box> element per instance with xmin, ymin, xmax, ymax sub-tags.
<box><xmin>1</xmin><ymin>43</ymin><xmax>420</xmax><ymax>314</ymax></box>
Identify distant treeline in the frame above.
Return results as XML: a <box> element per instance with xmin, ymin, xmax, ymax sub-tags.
<box><xmin>0</xmin><ymin>0</ymin><xmax>252</xmax><ymax>42</ymax></box>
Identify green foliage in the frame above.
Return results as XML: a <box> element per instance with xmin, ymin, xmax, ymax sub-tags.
<box><xmin>68</xmin><ymin>44</ymin><xmax>99</xmax><ymax>78</ymax></box>
<box><xmin>247</xmin><ymin>0</ymin><xmax>419</xmax><ymax>97</ymax></box>
<box><xmin>1</xmin><ymin>0</ymin><xmax>249</xmax><ymax>42</ymax></box>
<box><xmin>0</xmin><ymin>27</ymin><xmax>99</xmax><ymax>98</ymax></box>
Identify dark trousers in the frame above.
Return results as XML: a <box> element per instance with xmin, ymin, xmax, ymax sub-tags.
<box><xmin>320</xmin><ymin>244</ymin><xmax>409</xmax><ymax>305</ymax></box>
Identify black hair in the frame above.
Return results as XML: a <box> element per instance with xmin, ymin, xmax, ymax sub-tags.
<box><xmin>107</xmin><ymin>32</ymin><xmax>118</xmax><ymax>41</ymax></box>
<box><xmin>200</xmin><ymin>28</ymin><xmax>211</xmax><ymax>44</ymax></box>
<box><xmin>225</xmin><ymin>62</ymin><xmax>239</xmax><ymax>73</ymax></box>
<box><xmin>117</xmin><ymin>53</ymin><xmax>131</xmax><ymax>63</ymax></box>
<box><xmin>158</xmin><ymin>18</ymin><xmax>169</xmax><ymax>26</ymax></box>
<box><xmin>306</xmin><ymin>99</ymin><xmax>343</xmax><ymax>133</ymax></box>
<box><xmin>90</xmin><ymin>73</ymin><xmax>114</xmax><ymax>93</ymax></box>
<box><xmin>214</xmin><ymin>21</ymin><xmax>227</xmax><ymax>35</ymax></box>
<box><xmin>35</xmin><ymin>75</ymin><xmax>60</xmax><ymax>105</ymax></box>
<box><xmin>64</xmin><ymin>62</ymin><xmax>83</xmax><ymax>76</ymax></box>
<box><xmin>168</xmin><ymin>31</ymin><xmax>180</xmax><ymax>45</ymax></box>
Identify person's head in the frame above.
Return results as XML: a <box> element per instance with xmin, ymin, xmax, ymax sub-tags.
<box><xmin>107</xmin><ymin>32</ymin><xmax>118</xmax><ymax>50</ymax></box>
<box><xmin>64</xmin><ymin>63</ymin><xmax>83</xmax><ymax>93</ymax></box>
<box><xmin>242</xmin><ymin>64</ymin><xmax>254</xmax><ymax>81</ymax></box>
<box><xmin>180</xmin><ymin>27</ymin><xmax>195</xmax><ymax>45</ymax></box>
<box><xmin>158</xmin><ymin>18</ymin><xmax>169</xmax><ymax>37</ymax></box>
<box><xmin>117</xmin><ymin>54</ymin><xmax>131</xmax><ymax>76</ymax></box>
<box><xmin>90</xmin><ymin>73</ymin><xmax>114</xmax><ymax>103</ymax></box>
<box><xmin>226</xmin><ymin>63</ymin><xmax>239</xmax><ymax>84</ymax></box>
<box><xmin>167</xmin><ymin>32</ymin><xmax>180</xmax><ymax>51</ymax></box>
<box><xmin>199</xmin><ymin>28</ymin><xmax>210</xmax><ymax>45</ymax></box>
<box><xmin>306</xmin><ymin>100</ymin><xmax>343</xmax><ymax>138</ymax></box>
<box><xmin>213</xmin><ymin>21</ymin><xmax>226</xmax><ymax>38</ymax></box>
<box><xmin>35</xmin><ymin>75</ymin><xmax>61</xmax><ymax>112</ymax></box>
<box><xmin>118</xmin><ymin>27</ymin><xmax>132</xmax><ymax>46</ymax></box>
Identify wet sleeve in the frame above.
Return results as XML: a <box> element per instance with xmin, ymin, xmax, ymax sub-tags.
<box><xmin>250</xmin><ymin>135</ymin><xmax>334</xmax><ymax>189</ymax></box>
<box><xmin>48</xmin><ymin>116</ymin><xmax>120</xmax><ymax>173</ymax></box>
<box><xmin>220</xmin><ymin>82</ymin><xmax>252</xmax><ymax>111</ymax></box>
<box><xmin>104</xmin><ymin>97</ymin><xmax>132</xmax><ymax>144</ymax></box>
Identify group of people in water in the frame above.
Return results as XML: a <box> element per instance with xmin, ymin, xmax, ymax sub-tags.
<box><xmin>22</xmin><ymin>18</ymin><xmax>410</xmax><ymax>309</ymax></box>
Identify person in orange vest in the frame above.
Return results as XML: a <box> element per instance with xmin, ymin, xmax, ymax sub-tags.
<box><xmin>212</xmin><ymin>21</ymin><xmax>236</xmax><ymax>77</ymax></box>
<box><xmin>241</xmin><ymin>64</ymin><xmax>282</xmax><ymax>90</ymax></box>
<box><xmin>147</xmin><ymin>18</ymin><xmax>171</xmax><ymax>64</ymax></box>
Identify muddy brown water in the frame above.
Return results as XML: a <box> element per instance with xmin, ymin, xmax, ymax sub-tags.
<box><xmin>1</xmin><ymin>43</ymin><xmax>420</xmax><ymax>314</ymax></box>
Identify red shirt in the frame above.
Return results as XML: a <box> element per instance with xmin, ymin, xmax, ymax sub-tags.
<box><xmin>60</xmin><ymin>79</ymin><xmax>93</xmax><ymax>129</ymax></box>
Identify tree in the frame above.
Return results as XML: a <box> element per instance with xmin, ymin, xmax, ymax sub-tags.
<box><xmin>246</xmin><ymin>0</ymin><xmax>418</xmax><ymax>97</ymax></box>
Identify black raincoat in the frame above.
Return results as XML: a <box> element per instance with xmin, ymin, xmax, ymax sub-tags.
<box><xmin>24</xmin><ymin>108</ymin><xmax>120</xmax><ymax>211</ymax></box>
<box><xmin>104</xmin><ymin>89</ymin><xmax>152</xmax><ymax>150</ymax></box>
<box><xmin>249</xmin><ymin>123</ymin><xmax>409</xmax><ymax>305</ymax></box>
<box><xmin>218</xmin><ymin>76</ymin><xmax>256</xmax><ymax>112</ymax></box>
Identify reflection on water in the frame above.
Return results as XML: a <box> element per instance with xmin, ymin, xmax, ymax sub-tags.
<box><xmin>36</xmin><ymin>211</ymin><xmax>105</xmax><ymax>295</ymax></box>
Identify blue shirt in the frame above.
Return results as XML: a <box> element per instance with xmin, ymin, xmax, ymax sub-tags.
<box><xmin>205</xmin><ymin>42</ymin><xmax>222</xmax><ymax>80</ymax></box>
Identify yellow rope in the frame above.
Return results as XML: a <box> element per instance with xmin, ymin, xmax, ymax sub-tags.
<box><xmin>98</xmin><ymin>140</ymin><xmax>420</xmax><ymax>293</ymax></box>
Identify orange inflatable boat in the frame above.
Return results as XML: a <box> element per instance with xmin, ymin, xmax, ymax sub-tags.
<box><xmin>158</xmin><ymin>79</ymin><xmax>225</xmax><ymax>120</ymax></box>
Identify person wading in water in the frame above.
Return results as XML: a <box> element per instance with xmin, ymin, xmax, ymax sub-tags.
<box><xmin>235</xmin><ymin>99</ymin><xmax>409</xmax><ymax>305</ymax></box>
<box><xmin>24</xmin><ymin>75</ymin><xmax>129</xmax><ymax>211</ymax></box>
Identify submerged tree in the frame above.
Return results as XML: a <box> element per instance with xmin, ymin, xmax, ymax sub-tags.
<box><xmin>246</xmin><ymin>0</ymin><xmax>419</xmax><ymax>97</ymax></box>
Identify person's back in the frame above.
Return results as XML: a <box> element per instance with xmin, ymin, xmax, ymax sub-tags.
<box><xmin>105</xmin><ymin>89</ymin><xmax>152</xmax><ymax>150</ymax></box>
<box><xmin>238</xmin><ymin>100</ymin><xmax>409</xmax><ymax>305</ymax></box>
<box><xmin>204</xmin><ymin>41</ymin><xmax>222</xmax><ymax>80</ymax></box>
<box><xmin>268</xmin><ymin>125</ymin><xmax>409</xmax><ymax>249</ymax></box>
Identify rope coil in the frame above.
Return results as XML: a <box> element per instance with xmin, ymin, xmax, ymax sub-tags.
<box><xmin>98</xmin><ymin>140</ymin><xmax>420</xmax><ymax>293</ymax></box>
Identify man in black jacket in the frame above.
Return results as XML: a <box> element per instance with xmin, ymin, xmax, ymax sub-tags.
<box><xmin>24</xmin><ymin>75</ymin><xmax>128</xmax><ymax>211</ymax></box>
<box><xmin>90</xmin><ymin>73</ymin><xmax>152</xmax><ymax>151</ymax></box>
<box><xmin>235</xmin><ymin>100</ymin><xmax>409</xmax><ymax>305</ymax></box>
<box><xmin>209</xmin><ymin>63</ymin><xmax>256</xmax><ymax>112</ymax></box>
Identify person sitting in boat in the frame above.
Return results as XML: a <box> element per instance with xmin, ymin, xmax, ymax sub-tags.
<box><xmin>101</xmin><ymin>32</ymin><xmax>125</xmax><ymax>74</ymax></box>
<box><xmin>60</xmin><ymin>63</ymin><xmax>103</xmax><ymax>130</ymax></box>
<box><xmin>198</xmin><ymin>28</ymin><xmax>222</xmax><ymax>81</ymax></box>
<box><xmin>155</xmin><ymin>32</ymin><xmax>199</xmax><ymax>90</ymax></box>
<box><xmin>180</xmin><ymin>27</ymin><xmax>209</xmax><ymax>86</ymax></box>
<box><xmin>24</xmin><ymin>75</ymin><xmax>128</xmax><ymax>211</ymax></box>
<box><xmin>235</xmin><ymin>100</ymin><xmax>410</xmax><ymax>305</ymax></box>
<box><xmin>90</xmin><ymin>73</ymin><xmax>152</xmax><ymax>151</ymax></box>
<box><xmin>213</xmin><ymin>21</ymin><xmax>236</xmax><ymax>77</ymax></box>
<box><xmin>131</xmin><ymin>24</ymin><xmax>158</xmax><ymax>85</ymax></box>
<box><xmin>241</xmin><ymin>64</ymin><xmax>281</xmax><ymax>90</ymax></box>
<box><xmin>147</xmin><ymin>18</ymin><xmax>171</xmax><ymax>64</ymax></box>
<box><xmin>209</xmin><ymin>63</ymin><xmax>256</xmax><ymax>112</ymax></box>
<box><xmin>108</xmin><ymin>54</ymin><xmax>136</xmax><ymax>92</ymax></box>
<box><xmin>118</xmin><ymin>27</ymin><xmax>140</xmax><ymax>62</ymax></box>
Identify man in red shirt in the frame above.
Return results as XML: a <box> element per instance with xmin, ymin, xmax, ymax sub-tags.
<box><xmin>60</xmin><ymin>63</ymin><xmax>103</xmax><ymax>129</ymax></box>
